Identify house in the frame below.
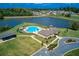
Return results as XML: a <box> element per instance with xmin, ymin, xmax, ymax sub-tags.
<box><xmin>38</xmin><ymin>28</ymin><xmax>60</xmax><ymax>39</ymax></box>
<box><xmin>0</xmin><ymin>31</ymin><xmax>16</xmax><ymax>41</ymax></box>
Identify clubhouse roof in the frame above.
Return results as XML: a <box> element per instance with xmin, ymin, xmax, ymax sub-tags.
<box><xmin>38</xmin><ymin>28</ymin><xmax>59</xmax><ymax>38</ymax></box>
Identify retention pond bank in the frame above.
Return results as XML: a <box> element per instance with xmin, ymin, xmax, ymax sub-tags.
<box><xmin>0</xmin><ymin>17</ymin><xmax>71</xmax><ymax>28</ymax></box>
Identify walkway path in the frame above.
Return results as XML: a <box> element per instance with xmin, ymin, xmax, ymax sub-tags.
<box><xmin>17</xmin><ymin>35</ymin><xmax>31</xmax><ymax>37</ymax></box>
<box><xmin>31</xmin><ymin>35</ymin><xmax>41</xmax><ymax>43</ymax></box>
<box><xmin>47</xmin><ymin>37</ymin><xmax>58</xmax><ymax>47</ymax></box>
<box><xmin>47</xmin><ymin>35</ymin><xmax>63</xmax><ymax>47</ymax></box>
<box><xmin>33</xmin><ymin>37</ymin><xmax>79</xmax><ymax>56</ymax></box>
<box><xmin>31</xmin><ymin>35</ymin><xmax>62</xmax><ymax>56</ymax></box>
<box><xmin>31</xmin><ymin>35</ymin><xmax>47</xmax><ymax>47</ymax></box>
<box><xmin>18</xmin><ymin>34</ymin><xmax>47</xmax><ymax>46</ymax></box>
<box><xmin>31</xmin><ymin>46</ymin><xmax>45</xmax><ymax>56</ymax></box>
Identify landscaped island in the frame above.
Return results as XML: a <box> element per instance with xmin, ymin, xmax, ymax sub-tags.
<box><xmin>65</xmin><ymin>39</ymin><xmax>76</xmax><ymax>44</ymax></box>
<box><xmin>47</xmin><ymin>39</ymin><xmax>58</xmax><ymax>51</ymax></box>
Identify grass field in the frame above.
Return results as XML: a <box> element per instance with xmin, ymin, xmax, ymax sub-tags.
<box><xmin>0</xmin><ymin>36</ymin><xmax>41</xmax><ymax>56</ymax></box>
<box><xmin>64</xmin><ymin>48</ymin><xmax>79</xmax><ymax>56</ymax></box>
<box><xmin>47</xmin><ymin>15</ymin><xmax>79</xmax><ymax>22</ymax></box>
<box><xmin>58</xmin><ymin>28</ymin><xmax>79</xmax><ymax>38</ymax></box>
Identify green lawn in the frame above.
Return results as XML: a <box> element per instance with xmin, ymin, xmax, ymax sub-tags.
<box><xmin>48</xmin><ymin>15</ymin><xmax>79</xmax><ymax>22</ymax></box>
<box><xmin>0</xmin><ymin>36</ymin><xmax>41</xmax><ymax>56</ymax></box>
<box><xmin>64</xmin><ymin>48</ymin><xmax>79</xmax><ymax>56</ymax></box>
<box><xmin>0</xmin><ymin>26</ymin><xmax>12</xmax><ymax>33</ymax></box>
<box><xmin>58</xmin><ymin>28</ymin><xmax>79</xmax><ymax>38</ymax></box>
<box><xmin>71</xmin><ymin>15</ymin><xmax>79</xmax><ymax>20</ymax></box>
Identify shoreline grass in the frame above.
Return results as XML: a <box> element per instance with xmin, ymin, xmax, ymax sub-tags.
<box><xmin>4</xmin><ymin>16</ymin><xmax>46</xmax><ymax>19</ymax></box>
<box><xmin>3</xmin><ymin>15</ymin><xmax>79</xmax><ymax>22</ymax></box>
<box><xmin>59</xmin><ymin>28</ymin><xmax>79</xmax><ymax>38</ymax></box>
<box><xmin>64</xmin><ymin>48</ymin><xmax>79</xmax><ymax>56</ymax></box>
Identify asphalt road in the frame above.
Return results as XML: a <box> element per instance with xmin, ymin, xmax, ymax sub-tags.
<box><xmin>33</xmin><ymin>37</ymin><xmax>79</xmax><ymax>56</ymax></box>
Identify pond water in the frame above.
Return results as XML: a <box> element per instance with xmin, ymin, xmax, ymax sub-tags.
<box><xmin>0</xmin><ymin>17</ymin><xmax>71</xmax><ymax>28</ymax></box>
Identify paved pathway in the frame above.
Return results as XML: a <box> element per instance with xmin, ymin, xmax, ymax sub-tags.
<box><xmin>31</xmin><ymin>35</ymin><xmax>42</xmax><ymax>43</ymax></box>
<box><xmin>31</xmin><ymin>46</ymin><xmax>45</xmax><ymax>56</ymax></box>
<box><xmin>33</xmin><ymin>37</ymin><xmax>79</xmax><ymax>56</ymax></box>
<box><xmin>17</xmin><ymin>35</ymin><xmax>31</xmax><ymax>37</ymax></box>
<box><xmin>47</xmin><ymin>35</ymin><xmax>62</xmax><ymax>47</ymax></box>
<box><xmin>31</xmin><ymin>35</ymin><xmax>47</xmax><ymax>47</ymax></box>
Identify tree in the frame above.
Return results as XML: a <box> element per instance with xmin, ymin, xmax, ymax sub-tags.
<box><xmin>70</xmin><ymin>21</ymin><xmax>79</xmax><ymax>30</ymax></box>
<box><xmin>64</xmin><ymin>13</ymin><xmax>71</xmax><ymax>17</ymax></box>
<box><xmin>0</xmin><ymin>13</ymin><xmax>4</xmax><ymax>19</ymax></box>
<box><xmin>0</xmin><ymin>8</ymin><xmax>33</xmax><ymax>16</ymax></box>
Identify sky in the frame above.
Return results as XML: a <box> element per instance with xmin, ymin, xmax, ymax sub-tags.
<box><xmin>0</xmin><ymin>3</ymin><xmax>79</xmax><ymax>8</ymax></box>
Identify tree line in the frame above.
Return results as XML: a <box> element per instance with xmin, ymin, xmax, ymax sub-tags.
<box><xmin>0</xmin><ymin>7</ymin><xmax>79</xmax><ymax>19</ymax></box>
<box><xmin>0</xmin><ymin>8</ymin><xmax>33</xmax><ymax>19</ymax></box>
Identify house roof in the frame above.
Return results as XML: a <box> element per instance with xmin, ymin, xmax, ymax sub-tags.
<box><xmin>0</xmin><ymin>31</ymin><xmax>16</xmax><ymax>39</ymax></box>
<box><xmin>38</xmin><ymin>28</ymin><xmax>59</xmax><ymax>37</ymax></box>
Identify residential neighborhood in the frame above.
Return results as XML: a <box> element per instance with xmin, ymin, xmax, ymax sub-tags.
<box><xmin>0</xmin><ymin>3</ymin><xmax>79</xmax><ymax>56</ymax></box>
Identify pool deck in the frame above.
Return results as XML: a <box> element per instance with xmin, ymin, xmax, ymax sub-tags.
<box><xmin>23</xmin><ymin>26</ymin><xmax>42</xmax><ymax>33</ymax></box>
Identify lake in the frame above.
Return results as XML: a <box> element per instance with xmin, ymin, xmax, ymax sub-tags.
<box><xmin>0</xmin><ymin>17</ymin><xmax>71</xmax><ymax>28</ymax></box>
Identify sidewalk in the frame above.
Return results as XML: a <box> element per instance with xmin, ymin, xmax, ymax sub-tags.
<box><xmin>31</xmin><ymin>35</ymin><xmax>47</xmax><ymax>47</ymax></box>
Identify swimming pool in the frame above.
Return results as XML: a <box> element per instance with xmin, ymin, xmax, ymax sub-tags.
<box><xmin>24</xmin><ymin>26</ymin><xmax>41</xmax><ymax>33</ymax></box>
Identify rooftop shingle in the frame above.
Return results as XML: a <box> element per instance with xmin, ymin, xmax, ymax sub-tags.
<box><xmin>38</xmin><ymin>28</ymin><xmax>59</xmax><ymax>38</ymax></box>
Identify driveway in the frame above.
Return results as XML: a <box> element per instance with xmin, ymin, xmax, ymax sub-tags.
<box><xmin>33</xmin><ymin>37</ymin><xmax>79</xmax><ymax>56</ymax></box>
